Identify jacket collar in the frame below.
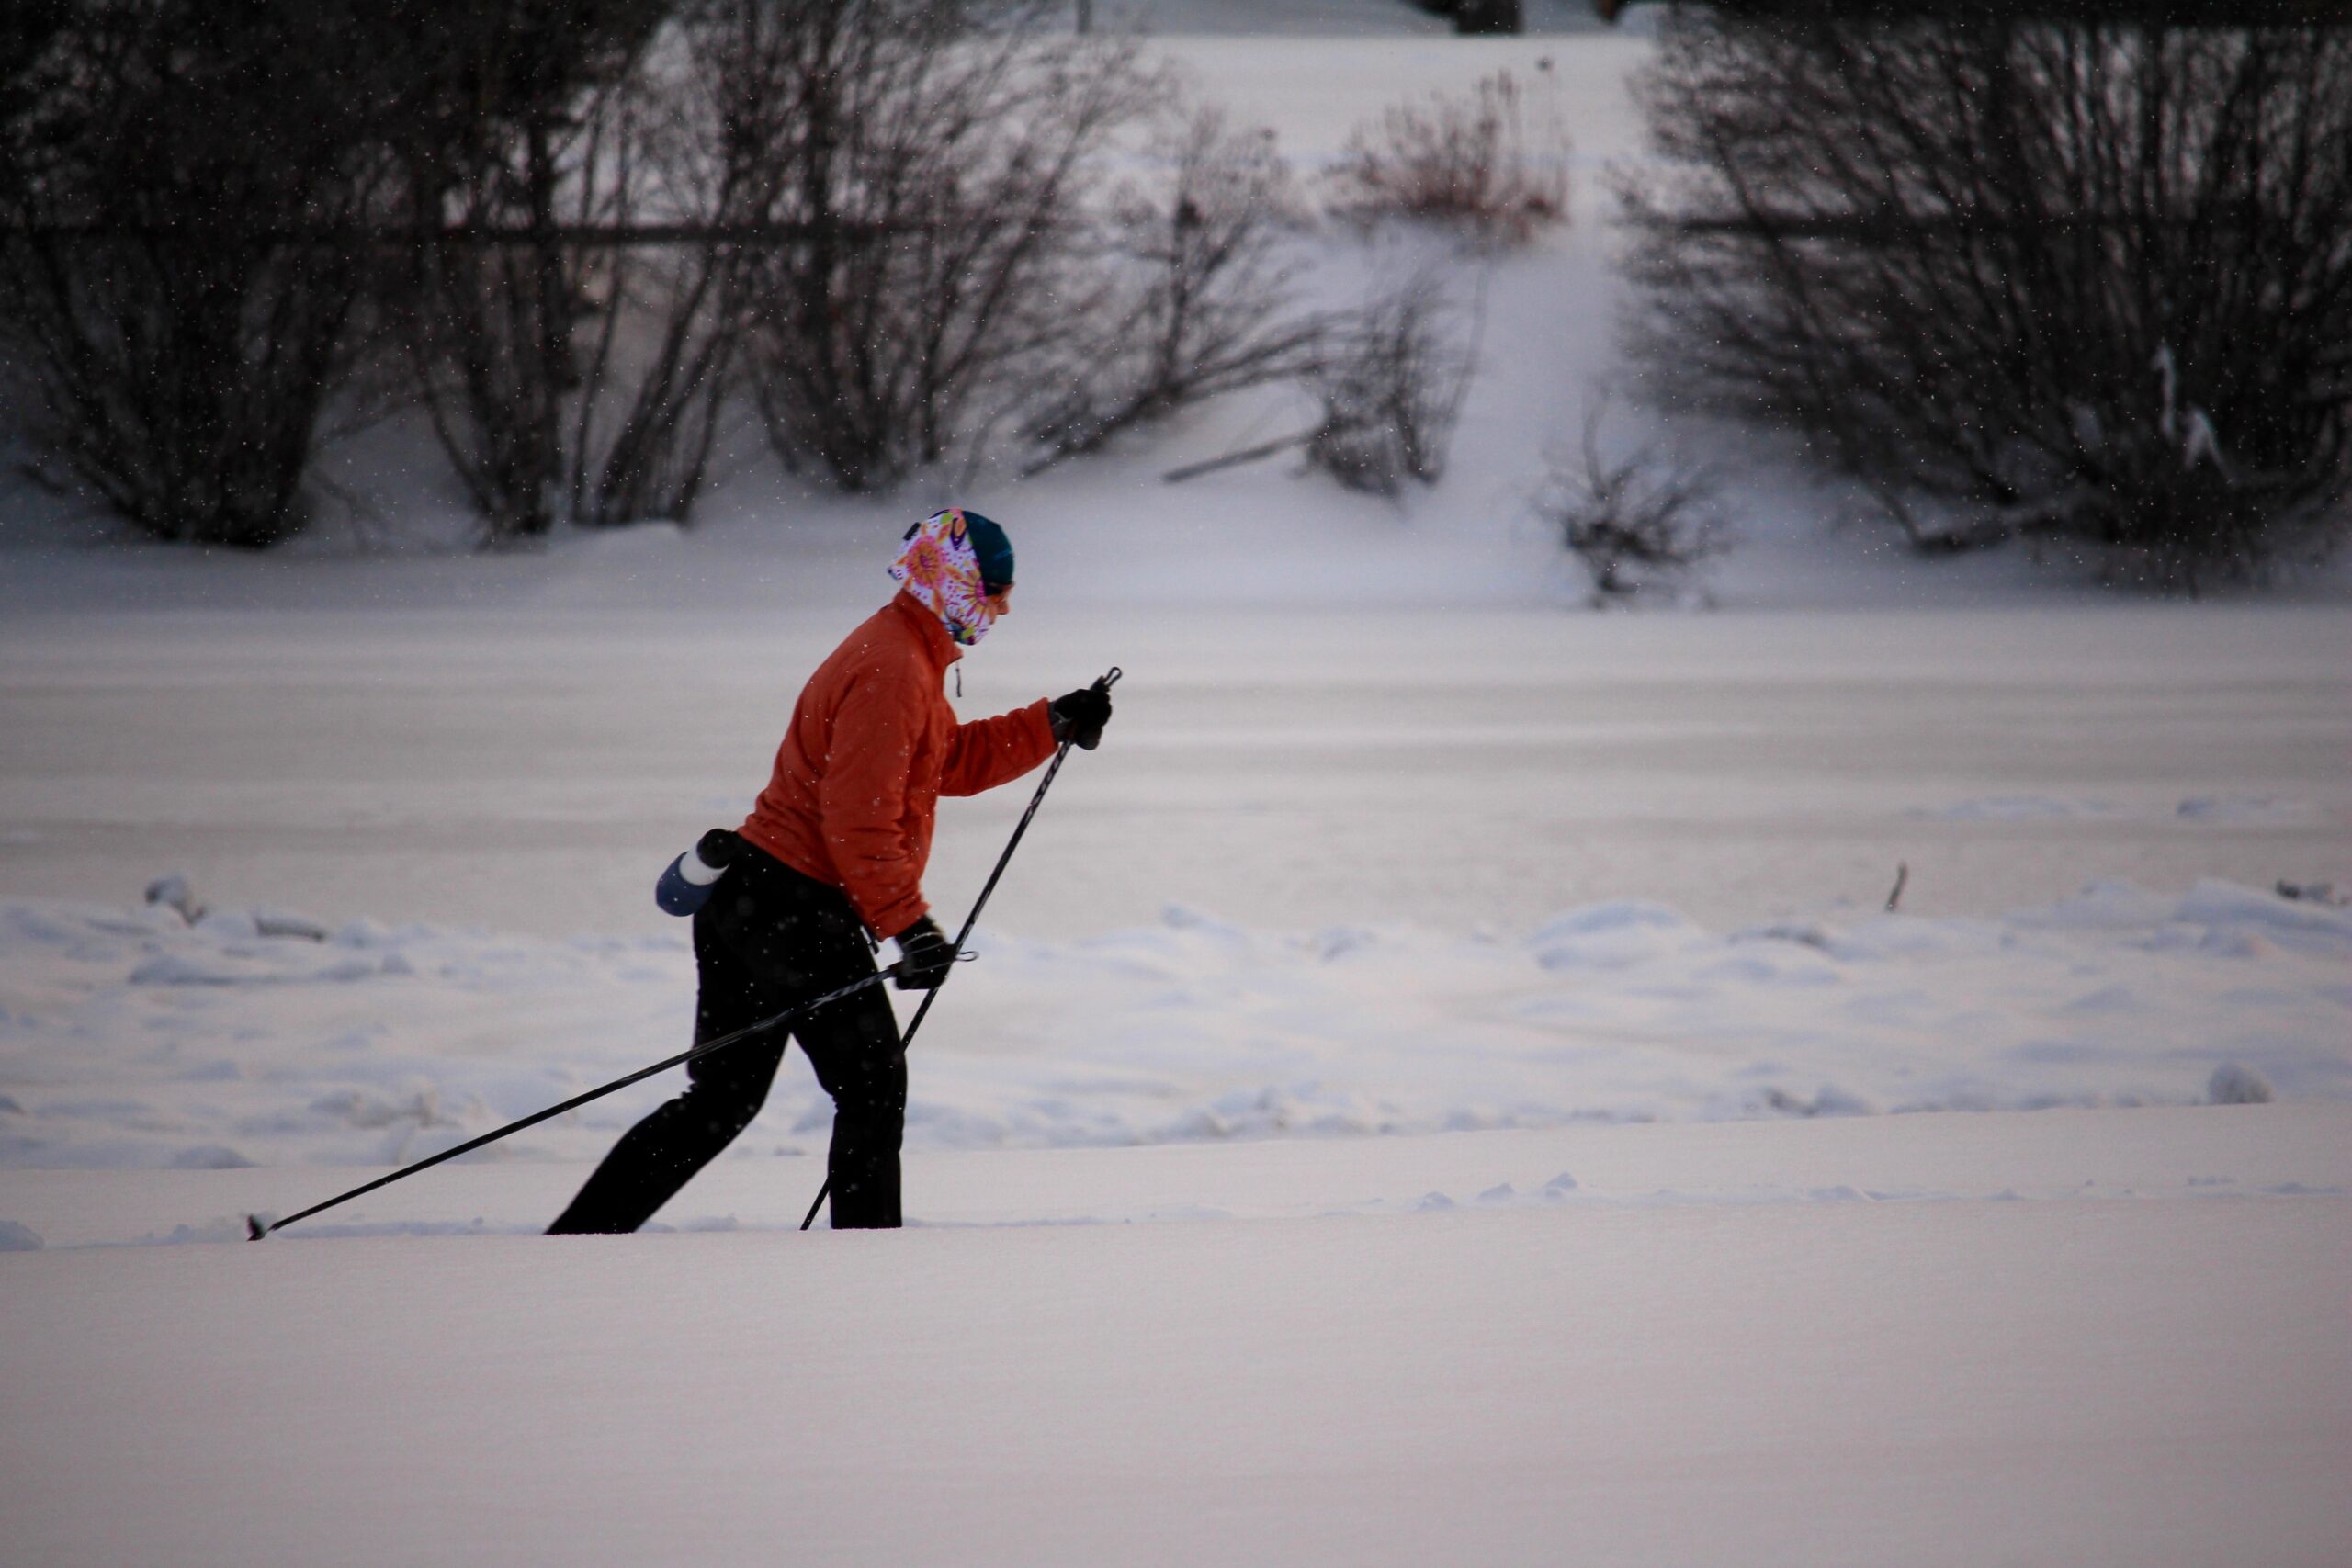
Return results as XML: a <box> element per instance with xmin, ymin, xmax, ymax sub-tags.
<box><xmin>889</xmin><ymin>587</ymin><xmax>963</xmax><ymax>669</ymax></box>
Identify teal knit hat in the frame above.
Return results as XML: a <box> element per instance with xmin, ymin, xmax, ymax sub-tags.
<box><xmin>957</xmin><ymin>510</ymin><xmax>1014</xmax><ymax>592</ymax></box>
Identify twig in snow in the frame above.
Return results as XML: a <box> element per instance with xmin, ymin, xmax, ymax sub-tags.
<box><xmin>1161</xmin><ymin>431</ymin><xmax>1314</xmax><ymax>484</ymax></box>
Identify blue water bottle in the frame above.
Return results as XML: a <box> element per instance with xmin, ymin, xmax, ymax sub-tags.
<box><xmin>656</xmin><ymin>829</ymin><xmax>737</xmax><ymax>916</ymax></box>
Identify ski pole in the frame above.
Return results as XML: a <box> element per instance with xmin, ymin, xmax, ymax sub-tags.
<box><xmin>800</xmin><ymin>665</ymin><xmax>1120</xmax><ymax>1231</ymax></box>
<box><xmin>246</xmin><ymin>964</ymin><xmax>914</xmax><ymax>1239</ymax></box>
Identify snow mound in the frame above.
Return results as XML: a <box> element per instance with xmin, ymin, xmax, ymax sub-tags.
<box><xmin>2176</xmin><ymin>795</ymin><xmax>2321</xmax><ymax>826</ymax></box>
<box><xmin>1530</xmin><ymin>900</ymin><xmax>1703</xmax><ymax>969</ymax></box>
<box><xmin>2176</xmin><ymin>879</ymin><xmax>2352</xmax><ymax>940</ymax></box>
<box><xmin>1</xmin><ymin>879</ymin><xmax>2346</xmax><ymax>1170</ymax></box>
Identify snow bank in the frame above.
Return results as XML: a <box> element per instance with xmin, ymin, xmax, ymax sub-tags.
<box><xmin>2</xmin><ymin>878</ymin><xmax>2344</xmax><ymax>1172</ymax></box>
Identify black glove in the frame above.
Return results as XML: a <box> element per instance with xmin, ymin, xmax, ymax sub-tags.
<box><xmin>694</xmin><ymin>828</ymin><xmax>740</xmax><ymax>870</ymax></box>
<box><xmin>890</xmin><ymin>915</ymin><xmax>954</xmax><ymax>991</ymax></box>
<box><xmin>1049</xmin><ymin>682</ymin><xmax>1114</xmax><ymax>750</ymax></box>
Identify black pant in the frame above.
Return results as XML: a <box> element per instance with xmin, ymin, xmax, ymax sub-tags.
<box><xmin>548</xmin><ymin>850</ymin><xmax>906</xmax><ymax>1233</ymax></box>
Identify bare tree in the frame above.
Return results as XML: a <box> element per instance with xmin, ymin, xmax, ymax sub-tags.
<box><xmin>1021</xmin><ymin>109</ymin><xmax>1330</xmax><ymax>475</ymax></box>
<box><xmin>724</xmin><ymin>0</ymin><xmax>1162</xmax><ymax>493</ymax></box>
<box><xmin>1626</xmin><ymin>12</ymin><xmax>2352</xmax><ymax>589</ymax></box>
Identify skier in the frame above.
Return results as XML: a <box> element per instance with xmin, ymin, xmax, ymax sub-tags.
<box><xmin>548</xmin><ymin>508</ymin><xmax>1113</xmax><ymax>1233</ymax></box>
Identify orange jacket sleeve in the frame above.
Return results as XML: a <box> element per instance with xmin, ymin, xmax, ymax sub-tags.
<box><xmin>941</xmin><ymin>699</ymin><xmax>1057</xmax><ymax>798</ymax></box>
<box><xmin>817</xmin><ymin>670</ymin><xmax>929</xmax><ymax>938</ymax></box>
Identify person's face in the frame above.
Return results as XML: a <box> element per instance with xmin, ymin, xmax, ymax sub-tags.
<box><xmin>985</xmin><ymin>582</ymin><xmax>1013</xmax><ymax>618</ymax></box>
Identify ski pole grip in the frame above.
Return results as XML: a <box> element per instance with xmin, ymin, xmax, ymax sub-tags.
<box><xmin>1067</xmin><ymin>667</ymin><xmax>1119</xmax><ymax>751</ymax></box>
<box><xmin>885</xmin><ymin>950</ymin><xmax>978</xmax><ymax>984</ymax></box>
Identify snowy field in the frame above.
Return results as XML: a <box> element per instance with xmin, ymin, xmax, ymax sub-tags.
<box><xmin>4</xmin><ymin>857</ymin><xmax>2350</xmax><ymax>1175</ymax></box>
<box><xmin>4</xmin><ymin>602</ymin><xmax>2346</xmax><ymax>1177</ymax></box>
<box><xmin>7</xmin><ymin>1112</ymin><xmax>2351</xmax><ymax>1566</ymax></box>
<box><xmin>5</xmin><ymin>15</ymin><xmax>2352</xmax><ymax>1567</ymax></box>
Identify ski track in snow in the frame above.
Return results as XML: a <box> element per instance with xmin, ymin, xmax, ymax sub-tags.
<box><xmin>20</xmin><ymin>1179</ymin><xmax>2352</xmax><ymax>1256</ymax></box>
<box><xmin>8</xmin><ymin>1100</ymin><xmax>2348</xmax><ymax>1255</ymax></box>
<box><xmin>1</xmin><ymin>878</ymin><xmax>2345</xmax><ymax>1182</ymax></box>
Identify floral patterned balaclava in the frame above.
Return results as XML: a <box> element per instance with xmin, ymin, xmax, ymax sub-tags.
<box><xmin>889</xmin><ymin>508</ymin><xmax>1011</xmax><ymax>647</ymax></box>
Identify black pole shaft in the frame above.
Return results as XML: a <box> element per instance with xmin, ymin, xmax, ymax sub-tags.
<box><xmin>800</xmin><ymin>666</ymin><xmax>1118</xmax><ymax>1231</ymax></box>
<box><xmin>248</xmin><ymin>965</ymin><xmax>899</xmax><ymax>1238</ymax></box>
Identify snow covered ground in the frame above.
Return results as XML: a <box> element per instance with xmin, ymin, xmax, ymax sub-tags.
<box><xmin>7</xmin><ymin>1110</ymin><xmax>2351</xmax><ymax>1566</ymax></box>
<box><xmin>3</xmin><ymin>597</ymin><xmax>2345</xmax><ymax>1181</ymax></box>
<box><xmin>4</xmin><ymin>604</ymin><xmax>2346</xmax><ymax>944</ymax></box>
<box><xmin>4</xmin><ymin>17</ymin><xmax>2350</xmax><ymax>1567</ymax></box>
<box><xmin>5</xmin><ymin>614</ymin><xmax>2345</xmax><ymax>1568</ymax></box>
<box><xmin>2</xmin><ymin>874</ymin><xmax>2347</xmax><ymax>1174</ymax></box>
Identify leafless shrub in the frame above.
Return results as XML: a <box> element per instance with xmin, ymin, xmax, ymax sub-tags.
<box><xmin>1325</xmin><ymin>70</ymin><xmax>1566</xmax><ymax>247</ymax></box>
<box><xmin>573</xmin><ymin>50</ymin><xmax>745</xmax><ymax>533</ymax></box>
<box><xmin>405</xmin><ymin>151</ymin><xmax>600</xmax><ymax>542</ymax></box>
<box><xmin>726</xmin><ymin>0</ymin><xmax>1161</xmax><ymax>493</ymax></box>
<box><xmin>1021</xmin><ymin>109</ymin><xmax>1329</xmax><ymax>475</ymax></box>
<box><xmin>1626</xmin><ymin>13</ymin><xmax>2352</xmax><ymax>591</ymax></box>
<box><xmin>1407</xmin><ymin>0</ymin><xmax>1524</xmax><ymax>31</ymax></box>
<box><xmin>1536</xmin><ymin>398</ymin><xmax>1727</xmax><ymax>606</ymax></box>
<box><xmin>0</xmin><ymin>3</ymin><xmax>405</xmax><ymax>548</ymax></box>
<box><xmin>1305</xmin><ymin>273</ymin><xmax>1476</xmax><ymax>496</ymax></box>
<box><xmin>403</xmin><ymin>6</ymin><xmax>740</xmax><ymax>543</ymax></box>
<box><xmin>1450</xmin><ymin>0</ymin><xmax>1524</xmax><ymax>34</ymax></box>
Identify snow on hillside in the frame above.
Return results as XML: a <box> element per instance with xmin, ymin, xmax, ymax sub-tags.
<box><xmin>7</xmin><ymin>26</ymin><xmax>2250</xmax><ymax>610</ymax></box>
<box><xmin>5</xmin><ymin>21</ymin><xmax>2342</xmax><ymax>612</ymax></box>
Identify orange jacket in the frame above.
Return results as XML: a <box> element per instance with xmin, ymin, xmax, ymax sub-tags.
<box><xmin>737</xmin><ymin>590</ymin><xmax>1056</xmax><ymax>939</ymax></box>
